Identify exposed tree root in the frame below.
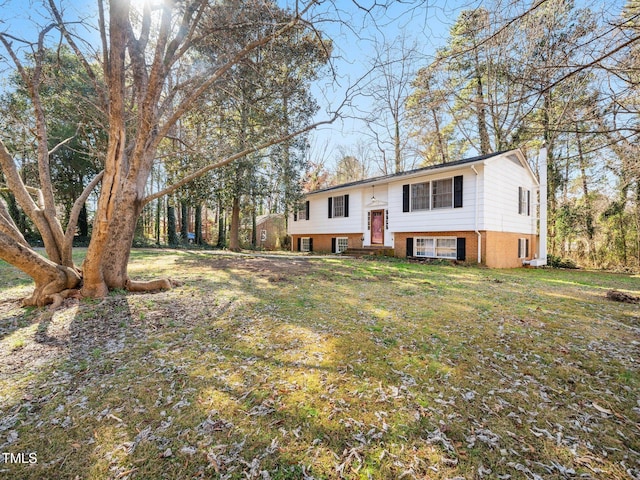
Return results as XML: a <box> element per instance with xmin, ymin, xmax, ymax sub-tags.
<box><xmin>125</xmin><ymin>278</ymin><xmax>172</xmax><ymax>292</ymax></box>
<box><xmin>48</xmin><ymin>289</ymin><xmax>82</xmax><ymax>310</ymax></box>
<box><xmin>22</xmin><ymin>266</ymin><xmax>82</xmax><ymax>307</ymax></box>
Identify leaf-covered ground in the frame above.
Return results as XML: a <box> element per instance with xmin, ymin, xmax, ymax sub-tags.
<box><xmin>0</xmin><ymin>249</ymin><xmax>639</xmax><ymax>479</ymax></box>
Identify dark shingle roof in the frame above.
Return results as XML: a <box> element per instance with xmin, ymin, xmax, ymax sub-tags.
<box><xmin>307</xmin><ymin>150</ymin><xmax>508</xmax><ymax>195</ymax></box>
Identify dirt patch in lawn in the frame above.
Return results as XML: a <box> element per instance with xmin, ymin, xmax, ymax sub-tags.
<box><xmin>187</xmin><ymin>252</ymin><xmax>316</xmax><ymax>277</ymax></box>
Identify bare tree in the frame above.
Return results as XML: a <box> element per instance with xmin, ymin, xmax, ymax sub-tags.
<box><xmin>0</xmin><ymin>0</ymin><xmax>338</xmax><ymax>305</ymax></box>
<box><xmin>362</xmin><ymin>34</ymin><xmax>420</xmax><ymax>174</ymax></box>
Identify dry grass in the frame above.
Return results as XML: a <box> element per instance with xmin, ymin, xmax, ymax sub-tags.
<box><xmin>0</xmin><ymin>249</ymin><xmax>639</xmax><ymax>479</ymax></box>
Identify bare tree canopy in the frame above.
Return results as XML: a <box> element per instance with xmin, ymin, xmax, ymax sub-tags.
<box><xmin>0</xmin><ymin>0</ymin><xmax>343</xmax><ymax>304</ymax></box>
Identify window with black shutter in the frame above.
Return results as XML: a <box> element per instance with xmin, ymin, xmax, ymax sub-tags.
<box><xmin>454</xmin><ymin>175</ymin><xmax>463</xmax><ymax>208</ymax></box>
<box><xmin>456</xmin><ymin>237</ymin><xmax>466</xmax><ymax>261</ymax></box>
<box><xmin>329</xmin><ymin>195</ymin><xmax>349</xmax><ymax>218</ymax></box>
<box><xmin>518</xmin><ymin>187</ymin><xmax>530</xmax><ymax>216</ymax></box>
<box><xmin>402</xmin><ymin>185</ymin><xmax>410</xmax><ymax>212</ymax></box>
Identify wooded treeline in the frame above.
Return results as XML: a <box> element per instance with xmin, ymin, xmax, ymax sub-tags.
<box><xmin>1</xmin><ymin>1</ymin><xmax>329</xmax><ymax>258</ymax></box>
<box><xmin>405</xmin><ymin>0</ymin><xmax>640</xmax><ymax>269</ymax></box>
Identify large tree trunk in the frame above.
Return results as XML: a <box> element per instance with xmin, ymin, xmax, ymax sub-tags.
<box><xmin>0</xmin><ymin>0</ymin><xmax>324</xmax><ymax>305</ymax></box>
<box><xmin>216</xmin><ymin>200</ymin><xmax>226</xmax><ymax>249</ymax></box>
<box><xmin>181</xmin><ymin>201</ymin><xmax>189</xmax><ymax>244</ymax></box>
<box><xmin>195</xmin><ymin>204</ymin><xmax>203</xmax><ymax>245</ymax></box>
<box><xmin>229</xmin><ymin>195</ymin><xmax>241</xmax><ymax>252</ymax></box>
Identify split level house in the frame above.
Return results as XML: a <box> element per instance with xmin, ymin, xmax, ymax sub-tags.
<box><xmin>288</xmin><ymin>149</ymin><xmax>546</xmax><ymax>268</ymax></box>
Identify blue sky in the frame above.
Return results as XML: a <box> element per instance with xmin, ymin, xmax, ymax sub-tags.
<box><xmin>304</xmin><ymin>2</ymin><xmax>460</xmax><ymax>169</ymax></box>
<box><xmin>2</xmin><ymin>0</ymin><xmax>629</xmax><ymax>173</ymax></box>
<box><xmin>1</xmin><ymin>0</ymin><xmax>455</xmax><ymax>170</ymax></box>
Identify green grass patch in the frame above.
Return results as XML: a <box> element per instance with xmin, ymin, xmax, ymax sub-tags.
<box><xmin>0</xmin><ymin>250</ymin><xmax>639</xmax><ymax>479</ymax></box>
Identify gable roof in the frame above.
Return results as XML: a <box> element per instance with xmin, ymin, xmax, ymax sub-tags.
<box><xmin>306</xmin><ymin>150</ymin><xmax>515</xmax><ymax>196</ymax></box>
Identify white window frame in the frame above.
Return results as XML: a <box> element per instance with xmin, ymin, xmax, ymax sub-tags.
<box><xmin>415</xmin><ymin>236</ymin><xmax>457</xmax><ymax>259</ymax></box>
<box><xmin>519</xmin><ymin>187</ymin><xmax>530</xmax><ymax>216</ymax></box>
<box><xmin>297</xmin><ymin>207</ymin><xmax>307</xmax><ymax>221</ymax></box>
<box><xmin>333</xmin><ymin>195</ymin><xmax>345</xmax><ymax>217</ymax></box>
<box><xmin>411</xmin><ymin>182</ymin><xmax>430</xmax><ymax>211</ymax></box>
<box><xmin>518</xmin><ymin>238</ymin><xmax>529</xmax><ymax>259</ymax></box>
<box><xmin>431</xmin><ymin>178</ymin><xmax>453</xmax><ymax>209</ymax></box>
<box><xmin>409</xmin><ymin>178</ymin><xmax>454</xmax><ymax>211</ymax></box>
<box><xmin>336</xmin><ymin>237</ymin><xmax>348</xmax><ymax>253</ymax></box>
<box><xmin>301</xmin><ymin>237</ymin><xmax>311</xmax><ymax>252</ymax></box>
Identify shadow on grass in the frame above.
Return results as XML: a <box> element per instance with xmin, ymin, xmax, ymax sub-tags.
<box><xmin>2</xmin><ymin>253</ymin><xmax>639</xmax><ymax>479</ymax></box>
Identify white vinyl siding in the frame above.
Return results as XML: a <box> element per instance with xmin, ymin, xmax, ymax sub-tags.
<box><xmin>483</xmin><ymin>156</ymin><xmax>538</xmax><ymax>234</ymax></box>
<box><xmin>288</xmin><ymin>189</ymin><xmax>363</xmax><ymax>235</ymax></box>
<box><xmin>389</xmin><ymin>174</ymin><xmax>475</xmax><ymax>233</ymax></box>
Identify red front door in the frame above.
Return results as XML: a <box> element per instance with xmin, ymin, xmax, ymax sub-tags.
<box><xmin>371</xmin><ymin>210</ymin><xmax>384</xmax><ymax>244</ymax></box>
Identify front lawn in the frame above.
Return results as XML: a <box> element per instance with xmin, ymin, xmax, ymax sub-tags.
<box><xmin>0</xmin><ymin>250</ymin><xmax>638</xmax><ymax>479</ymax></box>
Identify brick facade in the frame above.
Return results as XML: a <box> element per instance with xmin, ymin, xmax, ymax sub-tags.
<box><xmin>484</xmin><ymin>231</ymin><xmax>537</xmax><ymax>268</ymax></box>
<box><xmin>394</xmin><ymin>230</ymin><xmax>538</xmax><ymax>268</ymax></box>
<box><xmin>292</xmin><ymin>230</ymin><xmax>538</xmax><ymax>267</ymax></box>
<box><xmin>291</xmin><ymin>233</ymin><xmax>363</xmax><ymax>253</ymax></box>
<box><xmin>393</xmin><ymin>231</ymin><xmax>483</xmax><ymax>263</ymax></box>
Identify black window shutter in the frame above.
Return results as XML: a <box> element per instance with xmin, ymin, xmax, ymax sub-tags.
<box><xmin>402</xmin><ymin>185</ymin><xmax>410</xmax><ymax>212</ymax></box>
<box><xmin>293</xmin><ymin>211</ymin><xmax>297</xmax><ymax>221</ymax></box>
<box><xmin>344</xmin><ymin>195</ymin><xmax>349</xmax><ymax>217</ymax></box>
<box><xmin>454</xmin><ymin>175</ymin><xmax>463</xmax><ymax>208</ymax></box>
<box><xmin>525</xmin><ymin>238</ymin><xmax>530</xmax><ymax>257</ymax></box>
<box><xmin>297</xmin><ymin>237</ymin><xmax>301</xmax><ymax>251</ymax></box>
<box><xmin>406</xmin><ymin>237</ymin><xmax>414</xmax><ymax>257</ymax></box>
<box><xmin>526</xmin><ymin>190</ymin><xmax>530</xmax><ymax>216</ymax></box>
<box><xmin>331</xmin><ymin>238</ymin><xmax>336</xmax><ymax>253</ymax></box>
<box><xmin>328</xmin><ymin>197</ymin><xmax>332</xmax><ymax>218</ymax></box>
<box><xmin>456</xmin><ymin>237</ymin><xmax>466</xmax><ymax>261</ymax></box>
<box><xmin>305</xmin><ymin>201</ymin><xmax>310</xmax><ymax>220</ymax></box>
<box><xmin>309</xmin><ymin>238</ymin><xmax>313</xmax><ymax>252</ymax></box>
<box><xmin>518</xmin><ymin>187</ymin><xmax>523</xmax><ymax>214</ymax></box>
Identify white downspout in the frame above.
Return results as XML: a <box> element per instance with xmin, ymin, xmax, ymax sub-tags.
<box><xmin>537</xmin><ymin>144</ymin><xmax>548</xmax><ymax>265</ymax></box>
<box><xmin>471</xmin><ymin>165</ymin><xmax>481</xmax><ymax>264</ymax></box>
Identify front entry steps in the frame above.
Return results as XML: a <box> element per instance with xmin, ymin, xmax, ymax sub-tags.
<box><xmin>343</xmin><ymin>246</ymin><xmax>395</xmax><ymax>257</ymax></box>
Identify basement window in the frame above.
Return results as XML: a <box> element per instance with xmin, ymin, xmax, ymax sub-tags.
<box><xmin>336</xmin><ymin>237</ymin><xmax>348</xmax><ymax>253</ymax></box>
<box><xmin>415</xmin><ymin>237</ymin><xmax>456</xmax><ymax>259</ymax></box>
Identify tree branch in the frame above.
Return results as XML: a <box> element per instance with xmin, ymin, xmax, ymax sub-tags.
<box><xmin>62</xmin><ymin>170</ymin><xmax>104</xmax><ymax>265</ymax></box>
<box><xmin>143</xmin><ymin>114</ymin><xmax>339</xmax><ymax>207</ymax></box>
